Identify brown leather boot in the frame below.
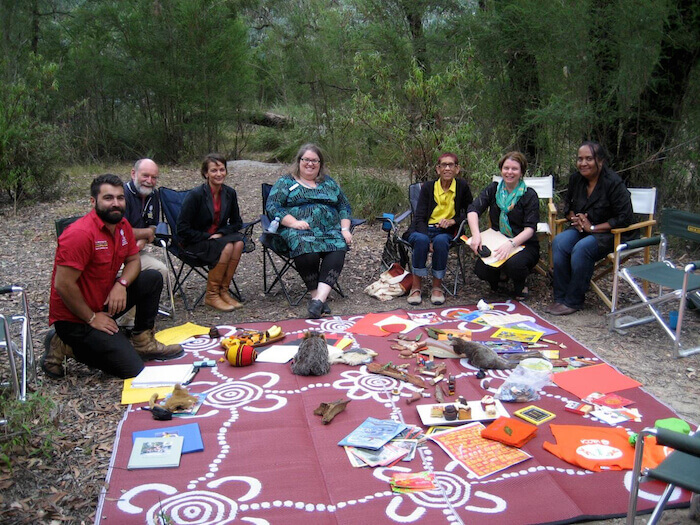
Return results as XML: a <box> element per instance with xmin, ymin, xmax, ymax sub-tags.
<box><xmin>41</xmin><ymin>329</ymin><xmax>74</xmax><ymax>379</ymax></box>
<box><xmin>219</xmin><ymin>256</ymin><xmax>242</xmax><ymax>309</ymax></box>
<box><xmin>205</xmin><ymin>262</ymin><xmax>235</xmax><ymax>311</ymax></box>
<box><xmin>131</xmin><ymin>329</ymin><xmax>184</xmax><ymax>361</ymax></box>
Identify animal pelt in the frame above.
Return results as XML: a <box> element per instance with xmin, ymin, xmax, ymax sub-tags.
<box><xmin>451</xmin><ymin>338</ymin><xmax>516</xmax><ymax>370</ymax></box>
<box><xmin>149</xmin><ymin>384</ymin><xmax>198</xmax><ymax>412</ymax></box>
<box><xmin>292</xmin><ymin>331</ymin><xmax>331</xmax><ymax>376</ymax></box>
<box><xmin>328</xmin><ymin>347</ymin><xmax>378</xmax><ymax>366</ymax></box>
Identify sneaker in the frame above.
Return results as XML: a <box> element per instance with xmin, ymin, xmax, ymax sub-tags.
<box><xmin>307</xmin><ymin>299</ymin><xmax>324</xmax><ymax>319</ymax></box>
<box><xmin>131</xmin><ymin>329</ymin><xmax>184</xmax><ymax>361</ymax></box>
<box><xmin>41</xmin><ymin>328</ymin><xmax>74</xmax><ymax>379</ymax></box>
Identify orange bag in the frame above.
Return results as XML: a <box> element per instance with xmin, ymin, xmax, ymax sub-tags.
<box><xmin>481</xmin><ymin>416</ymin><xmax>538</xmax><ymax>448</ymax></box>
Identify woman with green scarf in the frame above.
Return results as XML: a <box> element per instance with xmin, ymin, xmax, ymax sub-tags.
<box><xmin>467</xmin><ymin>151</ymin><xmax>539</xmax><ymax>299</ymax></box>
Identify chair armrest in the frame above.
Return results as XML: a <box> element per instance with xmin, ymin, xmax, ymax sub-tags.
<box><xmin>653</xmin><ymin>427</ymin><xmax>700</xmax><ymax>456</ymax></box>
<box><xmin>155</xmin><ymin>222</ymin><xmax>170</xmax><ymax>240</ymax></box>
<box><xmin>686</xmin><ymin>261</ymin><xmax>700</xmax><ymax>273</ymax></box>
<box><xmin>0</xmin><ymin>285</ymin><xmax>22</xmax><ymax>295</ymax></box>
<box><xmin>451</xmin><ymin>219</ymin><xmax>467</xmax><ymax>242</ymax></box>
<box><xmin>350</xmin><ymin>218</ymin><xmax>366</xmax><ymax>231</ymax></box>
<box><xmin>619</xmin><ymin>235</ymin><xmax>661</xmax><ymax>252</ymax></box>
<box><xmin>547</xmin><ymin>202</ymin><xmax>557</xmax><ymax>215</ymax></box>
<box><xmin>242</xmin><ymin>218</ymin><xmax>261</xmax><ymax>231</ymax></box>
<box><xmin>610</xmin><ymin>219</ymin><xmax>657</xmax><ymax>235</ymax></box>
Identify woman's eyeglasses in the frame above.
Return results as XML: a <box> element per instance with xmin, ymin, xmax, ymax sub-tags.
<box><xmin>438</xmin><ymin>162</ymin><xmax>457</xmax><ymax>169</ymax></box>
<box><xmin>301</xmin><ymin>157</ymin><xmax>320</xmax><ymax>165</ymax></box>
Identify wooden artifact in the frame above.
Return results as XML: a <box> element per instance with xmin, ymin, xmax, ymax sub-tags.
<box><xmin>313</xmin><ymin>398</ymin><xmax>351</xmax><ymax>424</ymax></box>
<box><xmin>367</xmin><ymin>362</ymin><xmax>426</xmax><ymax>388</ymax></box>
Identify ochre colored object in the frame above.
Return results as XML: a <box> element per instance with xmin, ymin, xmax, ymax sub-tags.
<box><xmin>225</xmin><ymin>344</ymin><xmax>257</xmax><ymax>366</ymax></box>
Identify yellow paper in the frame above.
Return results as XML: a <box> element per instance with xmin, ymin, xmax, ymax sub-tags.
<box><xmin>335</xmin><ymin>337</ymin><xmax>354</xmax><ymax>350</ymax></box>
<box><xmin>155</xmin><ymin>322</ymin><xmax>210</xmax><ymax>345</ymax></box>
<box><xmin>121</xmin><ymin>378</ymin><xmax>175</xmax><ymax>405</ymax></box>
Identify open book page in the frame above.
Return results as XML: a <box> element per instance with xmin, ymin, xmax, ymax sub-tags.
<box><xmin>463</xmin><ymin>228</ymin><xmax>524</xmax><ymax>267</ymax></box>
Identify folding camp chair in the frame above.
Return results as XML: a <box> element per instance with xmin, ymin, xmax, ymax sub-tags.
<box><xmin>493</xmin><ymin>175</ymin><xmax>557</xmax><ymax>275</ymax></box>
<box><xmin>0</xmin><ymin>285</ymin><xmax>35</xmax><ymax>401</ymax></box>
<box><xmin>626</xmin><ymin>426</ymin><xmax>700</xmax><ymax>524</ymax></box>
<box><xmin>609</xmin><ymin>208</ymin><xmax>700</xmax><ymax>358</ymax></box>
<box><xmin>259</xmin><ymin>183</ymin><xmax>365</xmax><ymax>306</ymax></box>
<box><xmin>378</xmin><ymin>182</ymin><xmax>468</xmax><ymax>296</ymax></box>
<box><xmin>159</xmin><ymin>187</ymin><xmax>258</xmax><ymax>312</ymax></box>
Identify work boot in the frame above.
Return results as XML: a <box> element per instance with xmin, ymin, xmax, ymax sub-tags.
<box><xmin>41</xmin><ymin>328</ymin><xmax>74</xmax><ymax>379</ymax></box>
<box><xmin>205</xmin><ymin>262</ymin><xmax>235</xmax><ymax>312</ymax></box>
<box><xmin>131</xmin><ymin>329</ymin><xmax>184</xmax><ymax>361</ymax></box>
<box><xmin>219</xmin><ymin>256</ymin><xmax>243</xmax><ymax>309</ymax></box>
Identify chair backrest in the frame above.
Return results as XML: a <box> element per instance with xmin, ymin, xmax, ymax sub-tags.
<box><xmin>492</xmin><ymin>175</ymin><xmax>553</xmax><ymax>199</ymax></box>
<box><xmin>408</xmin><ymin>182</ymin><xmax>423</xmax><ymax>215</ymax></box>
<box><xmin>55</xmin><ymin>216</ymin><xmax>81</xmax><ymax>239</ymax></box>
<box><xmin>661</xmin><ymin>208</ymin><xmax>700</xmax><ymax>243</ymax></box>
<box><xmin>158</xmin><ymin>187</ymin><xmax>191</xmax><ymax>243</ymax></box>
<box><xmin>629</xmin><ymin>188</ymin><xmax>657</xmax><ymax>218</ymax></box>
<box><xmin>262</xmin><ymin>183</ymin><xmax>273</xmax><ymax>211</ymax></box>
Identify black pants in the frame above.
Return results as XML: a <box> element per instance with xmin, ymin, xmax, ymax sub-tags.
<box><xmin>294</xmin><ymin>250</ymin><xmax>346</xmax><ymax>291</ymax></box>
<box><xmin>54</xmin><ymin>269</ymin><xmax>163</xmax><ymax>378</ymax></box>
<box><xmin>474</xmin><ymin>244</ymin><xmax>539</xmax><ymax>295</ymax></box>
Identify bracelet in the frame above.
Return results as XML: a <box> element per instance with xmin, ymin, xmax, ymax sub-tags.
<box><xmin>341</xmin><ymin>227</ymin><xmax>350</xmax><ymax>232</ymax></box>
<box><xmin>509</xmin><ymin>239</ymin><xmax>516</xmax><ymax>247</ymax></box>
<box><xmin>87</xmin><ymin>312</ymin><xmax>96</xmax><ymax>325</ymax></box>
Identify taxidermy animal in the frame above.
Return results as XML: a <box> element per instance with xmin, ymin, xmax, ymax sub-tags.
<box><xmin>292</xmin><ymin>331</ymin><xmax>331</xmax><ymax>376</ymax></box>
<box><xmin>328</xmin><ymin>347</ymin><xmax>378</xmax><ymax>366</ymax></box>
<box><xmin>150</xmin><ymin>384</ymin><xmax>198</xmax><ymax>412</ymax></box>
<box><xmin>451</xmin><ymin>338</ymin><xmax>516</xmax><ymax>370</ymax></box>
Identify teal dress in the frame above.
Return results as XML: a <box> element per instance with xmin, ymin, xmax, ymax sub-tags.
<box><xmin>266</xmin><ymin>174</ymin><xmax>352</xmax><ymax>257</ymax></box>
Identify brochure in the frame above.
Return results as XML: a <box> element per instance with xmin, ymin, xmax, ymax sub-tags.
<box><xmin>132</xmin><ymin>422</ymin><xmax>203</xmax><ymax>454</ymax></box>
<box><xmin>127</xmin><ymin>436</ymin><xmax>184</xmax><ymax>469</ymax></box>
<box><xmin>337</xmin><ymin>417</ymin><xmax>408</xmax><ymax>450</ymax></box>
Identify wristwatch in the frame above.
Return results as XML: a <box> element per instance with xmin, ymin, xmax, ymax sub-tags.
<box><xmin>590</xmin><ymin>224</ymin><xmax>596</xmax><ymax>232</ymax></box>
<box><xmin>116</xmin><ymin>278</ymin><xmax>128</xmax><ymax>287</ymax></box>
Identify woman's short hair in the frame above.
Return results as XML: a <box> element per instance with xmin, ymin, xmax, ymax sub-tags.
<box><xmin>498</xmin><ymin>151</ymin><xmax>528</xmax><ymax>174</ymax></box>
<box><xmin>437</xmin><ymin>152</ymin><xmax>459</xmax><ymax>166</ymax></box>
<box><xmin>292</xmin><ymin>143</ymin><xmax>327</xmax><ymax>183</ymax></box>
<box><xmin>201</xmin><ymin>153</ymin><xmax>227</xmax><ymax>179</ymax></box>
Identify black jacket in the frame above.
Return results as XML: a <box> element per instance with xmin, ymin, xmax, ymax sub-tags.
<box><xmin>176</xmin><ymin>183</ymin><xmax>243</xmax><ymax>246</ymax></box>
<box><xmin>467</xmin><ymin>182</ymin><xmax>540</xmax><ymax>249</ymax></box>
<box><xmin>406</xmin><ymin>178</ymin><xmax>473</xmax><ymax>236</ymax></box>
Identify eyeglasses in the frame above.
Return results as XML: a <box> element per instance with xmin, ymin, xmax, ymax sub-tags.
<box><xmin>300</xmin><ymin>157</ymin><xmax>320</xmax><ymax>165</ymax></box>
<box><xmin>438</xmin><ymin>162</ymin><xmax>457</xmax><ymax>169</ymax></box>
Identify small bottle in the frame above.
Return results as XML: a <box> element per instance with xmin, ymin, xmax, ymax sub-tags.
<box><xmin>267</xmin><ymin>217</ymin><xmax>280</xmax><ymax>233</ymax></box>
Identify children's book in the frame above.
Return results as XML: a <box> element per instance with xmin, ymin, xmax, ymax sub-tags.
<box><xmin>132</xmin><ymin>422</ymin><xmax>203</xmax><ymax>454</ymax></box>
<box><xmin>127</xmin><ymin>436</ymin><xmax>184</xmax><ymax>469</ymax></box>
<box><xmin>337</xmin><ymin>417</ymin><xmax>408</xmax><ymax>450</ymax></box>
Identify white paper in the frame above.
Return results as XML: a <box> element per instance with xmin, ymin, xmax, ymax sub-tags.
<box><xmin>255</xmin><ymin>345</ymin><xmax>299</xmax><ymax>364</ymax></box>
<box><xmin>131</xmin><ymin>364</ymin><xmax>195</xmax><ymax>388</ymax></box>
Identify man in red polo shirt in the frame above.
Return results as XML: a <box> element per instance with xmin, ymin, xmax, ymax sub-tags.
<box><xmin>42</xmin><ymin>174</ymin><xmax>183</xmax><ymax>379</ymax></box>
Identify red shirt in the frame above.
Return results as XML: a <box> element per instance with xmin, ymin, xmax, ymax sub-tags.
<box><xmin>49</xmin><ymin>209</ymin><xmax>138</xmax><ymax>325</ymax></box>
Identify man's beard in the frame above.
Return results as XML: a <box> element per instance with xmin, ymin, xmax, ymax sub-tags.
<box><xmin>135</xmin><ymin>181</ymin><xmax>153</xmax><ymax>196</ymax></box>
<box><xmin>96</xmin><ymin>204</ymin><xmax>125</xmax><ymax>224</ymax></box>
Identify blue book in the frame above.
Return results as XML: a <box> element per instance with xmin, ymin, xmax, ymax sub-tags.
<box><xmin>132</xmin><ymin>422</ymin><xmax>203</xmax><ymax>454</ymax></box>
<box><xmin>338</xmin><ymin>417</ymin><xmax>408</xmax><ymax>450</ymax></box>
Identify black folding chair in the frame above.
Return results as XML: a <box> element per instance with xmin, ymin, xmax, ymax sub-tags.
<box><xmin>378</xmin><ymin>182</ymin><xmax>468</xmax><ymax>296</ymax></box>
<box><xmin>259</xmin><ymin>183</ymin><xmax>365</xmax><ymax>306</ymax></box>
<box><xmin>159</xmin><ymin>187</ymin><xmax>258</xmax><ymax>312</ymax></box>
<box><xmin>627</xmin><ymin>426</ymin><xmax>700</xmax><ymax>524</ymax></box>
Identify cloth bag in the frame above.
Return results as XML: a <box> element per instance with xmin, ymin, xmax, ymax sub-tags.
<box><xmin>481</xmin><ymin>416</ymin><xmax>538</xmax><ymax>448</ymax></box>
<box><xmin>364</xmin><ymin>263</ymin><xmax>413</xmax><ymax>301</ymax></box>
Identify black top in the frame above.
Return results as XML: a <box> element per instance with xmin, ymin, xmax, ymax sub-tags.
<box><xmin>407</xmin><ymin>178</ymin><xmax>473</xmax><ymax>236</ymax></box>
<box><xmin>176</xmin><ymin>183</ymin><xmax>243</xmax><ymax>246</ymax></box>
<box><xmin>563</xmin><ymin>167</ymin><xmax>634</xmax><ymax>252</ymax></box>
<box><xmin>467</xmin><ymin>182</ymin><xmax>540</xmax><ymax>249</ymax></box>
<box><xmin>123</xmin><ymin>180</ymin><xmax>160</xmax><ymax>229</ymax></box>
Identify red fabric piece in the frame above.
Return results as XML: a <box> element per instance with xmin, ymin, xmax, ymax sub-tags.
<box><xmin>49</xmin><ymin>210</ymin><xmax>138</xmax><ymax>325</ymax></box>
<box><xmin>543</xmin><ymin>424</ymin><xmax>635</xmax><ymax>471</ymax></box>
<box><xmin>482</xmin><ymin>416</ymin><xmax>538</xmax><ymax>448</ymax></box>
<box><xmin>552</xmin><ymin>363</ymin><xmax>642</xmax><ymax>399</ymax></box>
<box><xmin>97</xmin><ymin>304</ymin><xmax>692</xmax><ymax>525</ymax></box>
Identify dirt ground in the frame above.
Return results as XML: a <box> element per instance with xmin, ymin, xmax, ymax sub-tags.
<box><xmin>0</xmin><ymin>160</ymin><xmax>698</xmax><ymax>524</ymax></box>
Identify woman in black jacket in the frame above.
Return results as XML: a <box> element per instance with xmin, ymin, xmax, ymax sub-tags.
<box><xmin>405</xmin><ymin>153</ymin><xmax>473</xmax><ymax>306</ymax></box>
<box><xmin>467</xmin><ymin>151</ymin><xmax>539</xmax><ymax>299</ymax></box>
<box><xmin>177</xmin><ymin>153</ymin><xmax>245</xmax><ymax>312</ymax></box>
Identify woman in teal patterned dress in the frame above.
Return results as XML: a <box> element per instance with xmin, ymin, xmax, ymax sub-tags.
<box><xmin>266</xmin><ymin>144</ymin><xmax>353</xmax><ymax>318</ymax></box>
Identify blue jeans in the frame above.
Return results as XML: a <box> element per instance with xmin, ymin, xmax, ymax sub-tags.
<box><xmin>552</xmin><ymin>228</ymin><xmax>603</xmax><ymax>309</ymax></box>
<box><xmin>407</xmin><ymin>227</ymin><xmax>451</xmax><ymax>279</ymax></box>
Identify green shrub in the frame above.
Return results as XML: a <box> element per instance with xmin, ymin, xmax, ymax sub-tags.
<box><xmin>335</xmin><ymin>168</ymin><xmax>408</xmax><ymax>220</ymax></box>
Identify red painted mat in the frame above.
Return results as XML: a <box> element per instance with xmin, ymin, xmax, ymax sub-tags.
<box><xmin>96</xmin><ymin>301</ymin><xmax>691</xmax><ymax>524</ymax></box>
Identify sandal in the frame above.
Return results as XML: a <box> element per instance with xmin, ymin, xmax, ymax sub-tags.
<box><xmin>514</xmin><ymin>286</ymin><xmax>529</xmax><ymax>301</ymax></box>
<box><xmin>407</xmin><ymin>289</ymin><xmax>422</xmax><ymax>305</ymax></box>
<box><xmin>430</xmin><ymin>288</ymin><xmax>445</xmax><ymax>305</ymax></box>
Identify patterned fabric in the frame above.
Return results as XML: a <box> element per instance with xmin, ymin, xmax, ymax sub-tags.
<box><xmin>266</xmin><ymin>174</ymin><xmax>352</xmax><ymax>258</ymax></box>
<box><xmin>495</xmin><ymin>179</ymin><xmax>527</xmax><ymax>237</ymax></box>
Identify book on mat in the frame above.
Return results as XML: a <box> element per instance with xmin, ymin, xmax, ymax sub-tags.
<box><xmin>132</xmin><ymin>422</ymin><xmax>203</xmax><ymax>454</ymax></box>
<box><xmin>131</xmin><ymin>364</ymin><xmax>195</xmax><ymax>388</ymax></box>
<box><xmin>338</xmin><ymin>417</ymin><xmax>408</xmax><ymax>450</ymax></box>
<box><xmin>127</xmin><ymin>435</ymin><xmax>184</xmax><ymax>469</ymax></box>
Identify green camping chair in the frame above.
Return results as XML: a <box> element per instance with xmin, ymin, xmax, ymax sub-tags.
<box><xmin>626</xmin><ymin>426</ymin><xmax>700</xmax><ymax>524</ymax></box>
<box><xmin>609</xmin><ymin>209</ymin><xmax>700</xmax><ymax>358</ymax></box>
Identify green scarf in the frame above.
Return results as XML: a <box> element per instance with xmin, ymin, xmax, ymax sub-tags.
<box><xmin>496</xmin><ymin>179</ymin><xmax>527</xmax><ymax>237</ymax></box>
